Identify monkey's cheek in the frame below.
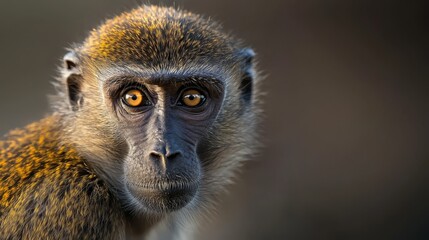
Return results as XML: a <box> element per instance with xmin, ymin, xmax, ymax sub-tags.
<box><xmin>126</xmin><ymin>181</ymin><xmax>199</xmax><ymax>213</ymax></box>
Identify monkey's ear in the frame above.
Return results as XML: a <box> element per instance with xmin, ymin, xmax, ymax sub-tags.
<box><xmin>238</xmin><ymin>48</ymin><xmax>255</xmax><ymax>104</ymax></box>
<box><xmin>63</xmin><ymin>51</ymin><xmax>83</xmax><ymax>111</ymax></box>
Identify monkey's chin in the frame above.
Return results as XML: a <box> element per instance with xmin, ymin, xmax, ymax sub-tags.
<box><xmin>126</xmin><ymin>180</ymin><xmax>199</xmax><ymax>214</ymax></box>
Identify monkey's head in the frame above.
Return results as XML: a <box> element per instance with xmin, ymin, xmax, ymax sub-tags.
<box><xmin>55</xmin><ymin>6</ymin><xmax>259</xmax><ymax>217</ymax></box>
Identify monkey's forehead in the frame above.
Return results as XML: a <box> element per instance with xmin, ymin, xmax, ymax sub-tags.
<box><xmin>81</xmin><ymin>5</ymin><xmax>240</xmax><ymax>66</ymax></box>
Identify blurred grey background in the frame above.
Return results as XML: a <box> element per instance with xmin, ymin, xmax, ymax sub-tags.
<box><xmin>0</xmin><ymin>1</ymin><xmax>428</xmax><ymax>239</ymax></box>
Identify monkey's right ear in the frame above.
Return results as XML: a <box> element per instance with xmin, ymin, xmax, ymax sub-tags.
<box><xmin>63</xmin><ymin>51</ymin><xmax>83</xmax><ymax>111</ymax></box>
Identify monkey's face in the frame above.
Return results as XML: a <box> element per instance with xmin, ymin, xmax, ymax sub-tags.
<box><xmin>61</xmin><ymin>56</ymin><xmax>253</xmax><ymax>216</ymax></box>
<box><xmin>101</xmin><ymin>72</ymin><xmax>225</xmax><ymax>213</ymax></box>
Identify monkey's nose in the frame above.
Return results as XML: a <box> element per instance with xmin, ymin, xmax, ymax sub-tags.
<box><xmin>149</xmin><ymin>150</ymin><xmax>182</xmax><ymax>171</ymax></box>
<box><xmin>149</xmin><ymin>150</ymin><xmax>182</xmax><ymax>162</ymax></box>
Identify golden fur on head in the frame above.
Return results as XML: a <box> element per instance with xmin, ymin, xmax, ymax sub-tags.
<box><xmin>81</xmin><ymin>5</ymin><xmax>238</xmax><ymax>66</ymax></box>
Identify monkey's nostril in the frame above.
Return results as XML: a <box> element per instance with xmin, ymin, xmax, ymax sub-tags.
<box><xmin>149</xmin><ymin>151</ymin><xmax>165</xmax><ymax>162</ymax></box>
<box><xmin>166</xmin><ymin>151</ymin><xmax>182</xmax><ymax>161</ymax></box>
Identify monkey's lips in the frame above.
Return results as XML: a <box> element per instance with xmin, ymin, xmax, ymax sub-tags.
<box><xmin>126</xmin><ymin>179</ymin><xmax>199</xmax><ymax>213</ymax></box>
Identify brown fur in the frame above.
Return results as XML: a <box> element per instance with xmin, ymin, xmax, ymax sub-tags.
<box><xmin>0</xmin><ymin>115</ymin><xmax>126</xmax><ymax>239</ymax></box>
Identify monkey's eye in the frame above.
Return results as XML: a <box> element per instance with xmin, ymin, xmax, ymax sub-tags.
<box><xmin>180</xmin><ymin>89</ymin><xmax>206</xmax><ymax>107</ymax></box>
<box><xmin>122</xmin><ymin>89</ymin><xmax>150</xmax><ymax>107</ymax></box>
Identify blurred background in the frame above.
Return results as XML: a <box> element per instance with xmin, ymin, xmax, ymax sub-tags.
<box><xmin>0</xmin><ymin>0</ymin><xmax>428</xmax><ymax>239</ymax></box>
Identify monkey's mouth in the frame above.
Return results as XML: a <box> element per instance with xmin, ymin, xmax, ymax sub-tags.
<box><xmin>126</xmin><ymin>179</ymin><xmax>199</xmax><ymax>213</ymax></box>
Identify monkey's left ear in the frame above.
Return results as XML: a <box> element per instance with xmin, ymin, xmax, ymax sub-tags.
<box><xmin>62</xmin><ymin>51</ymin><xmax>83</xmax><ymax>111</ymax></box>
<box><xmin>238</xmin><ymin>48</ymin><xmax>255</xmax><ymax>104</ymax></box>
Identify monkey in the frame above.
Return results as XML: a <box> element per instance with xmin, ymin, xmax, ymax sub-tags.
<box><xmin>0</xmin><ymin>5</ymin><xmax>261</xmax><ymax>240</ymax></box>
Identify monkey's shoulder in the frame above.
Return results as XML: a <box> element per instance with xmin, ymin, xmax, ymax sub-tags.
<box><xmin>0</xmin><ymin>116</ymin><xmax>92</xmax><ymax>206</ymax></box>
<box><xmin>0</xmin><ymin>116</ymin><xmax>125</xmax><ymax>239</ymax></box>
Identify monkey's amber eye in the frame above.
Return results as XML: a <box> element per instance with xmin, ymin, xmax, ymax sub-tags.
<box><xmin>181</xmin><ymin>89</ymin><xmax>206</xmax><ymax>107</ymax></box>
<box><xmin>123</xmin><ymin>89</ymin><xmax>145</xmax><ymax>107</ymax></box>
